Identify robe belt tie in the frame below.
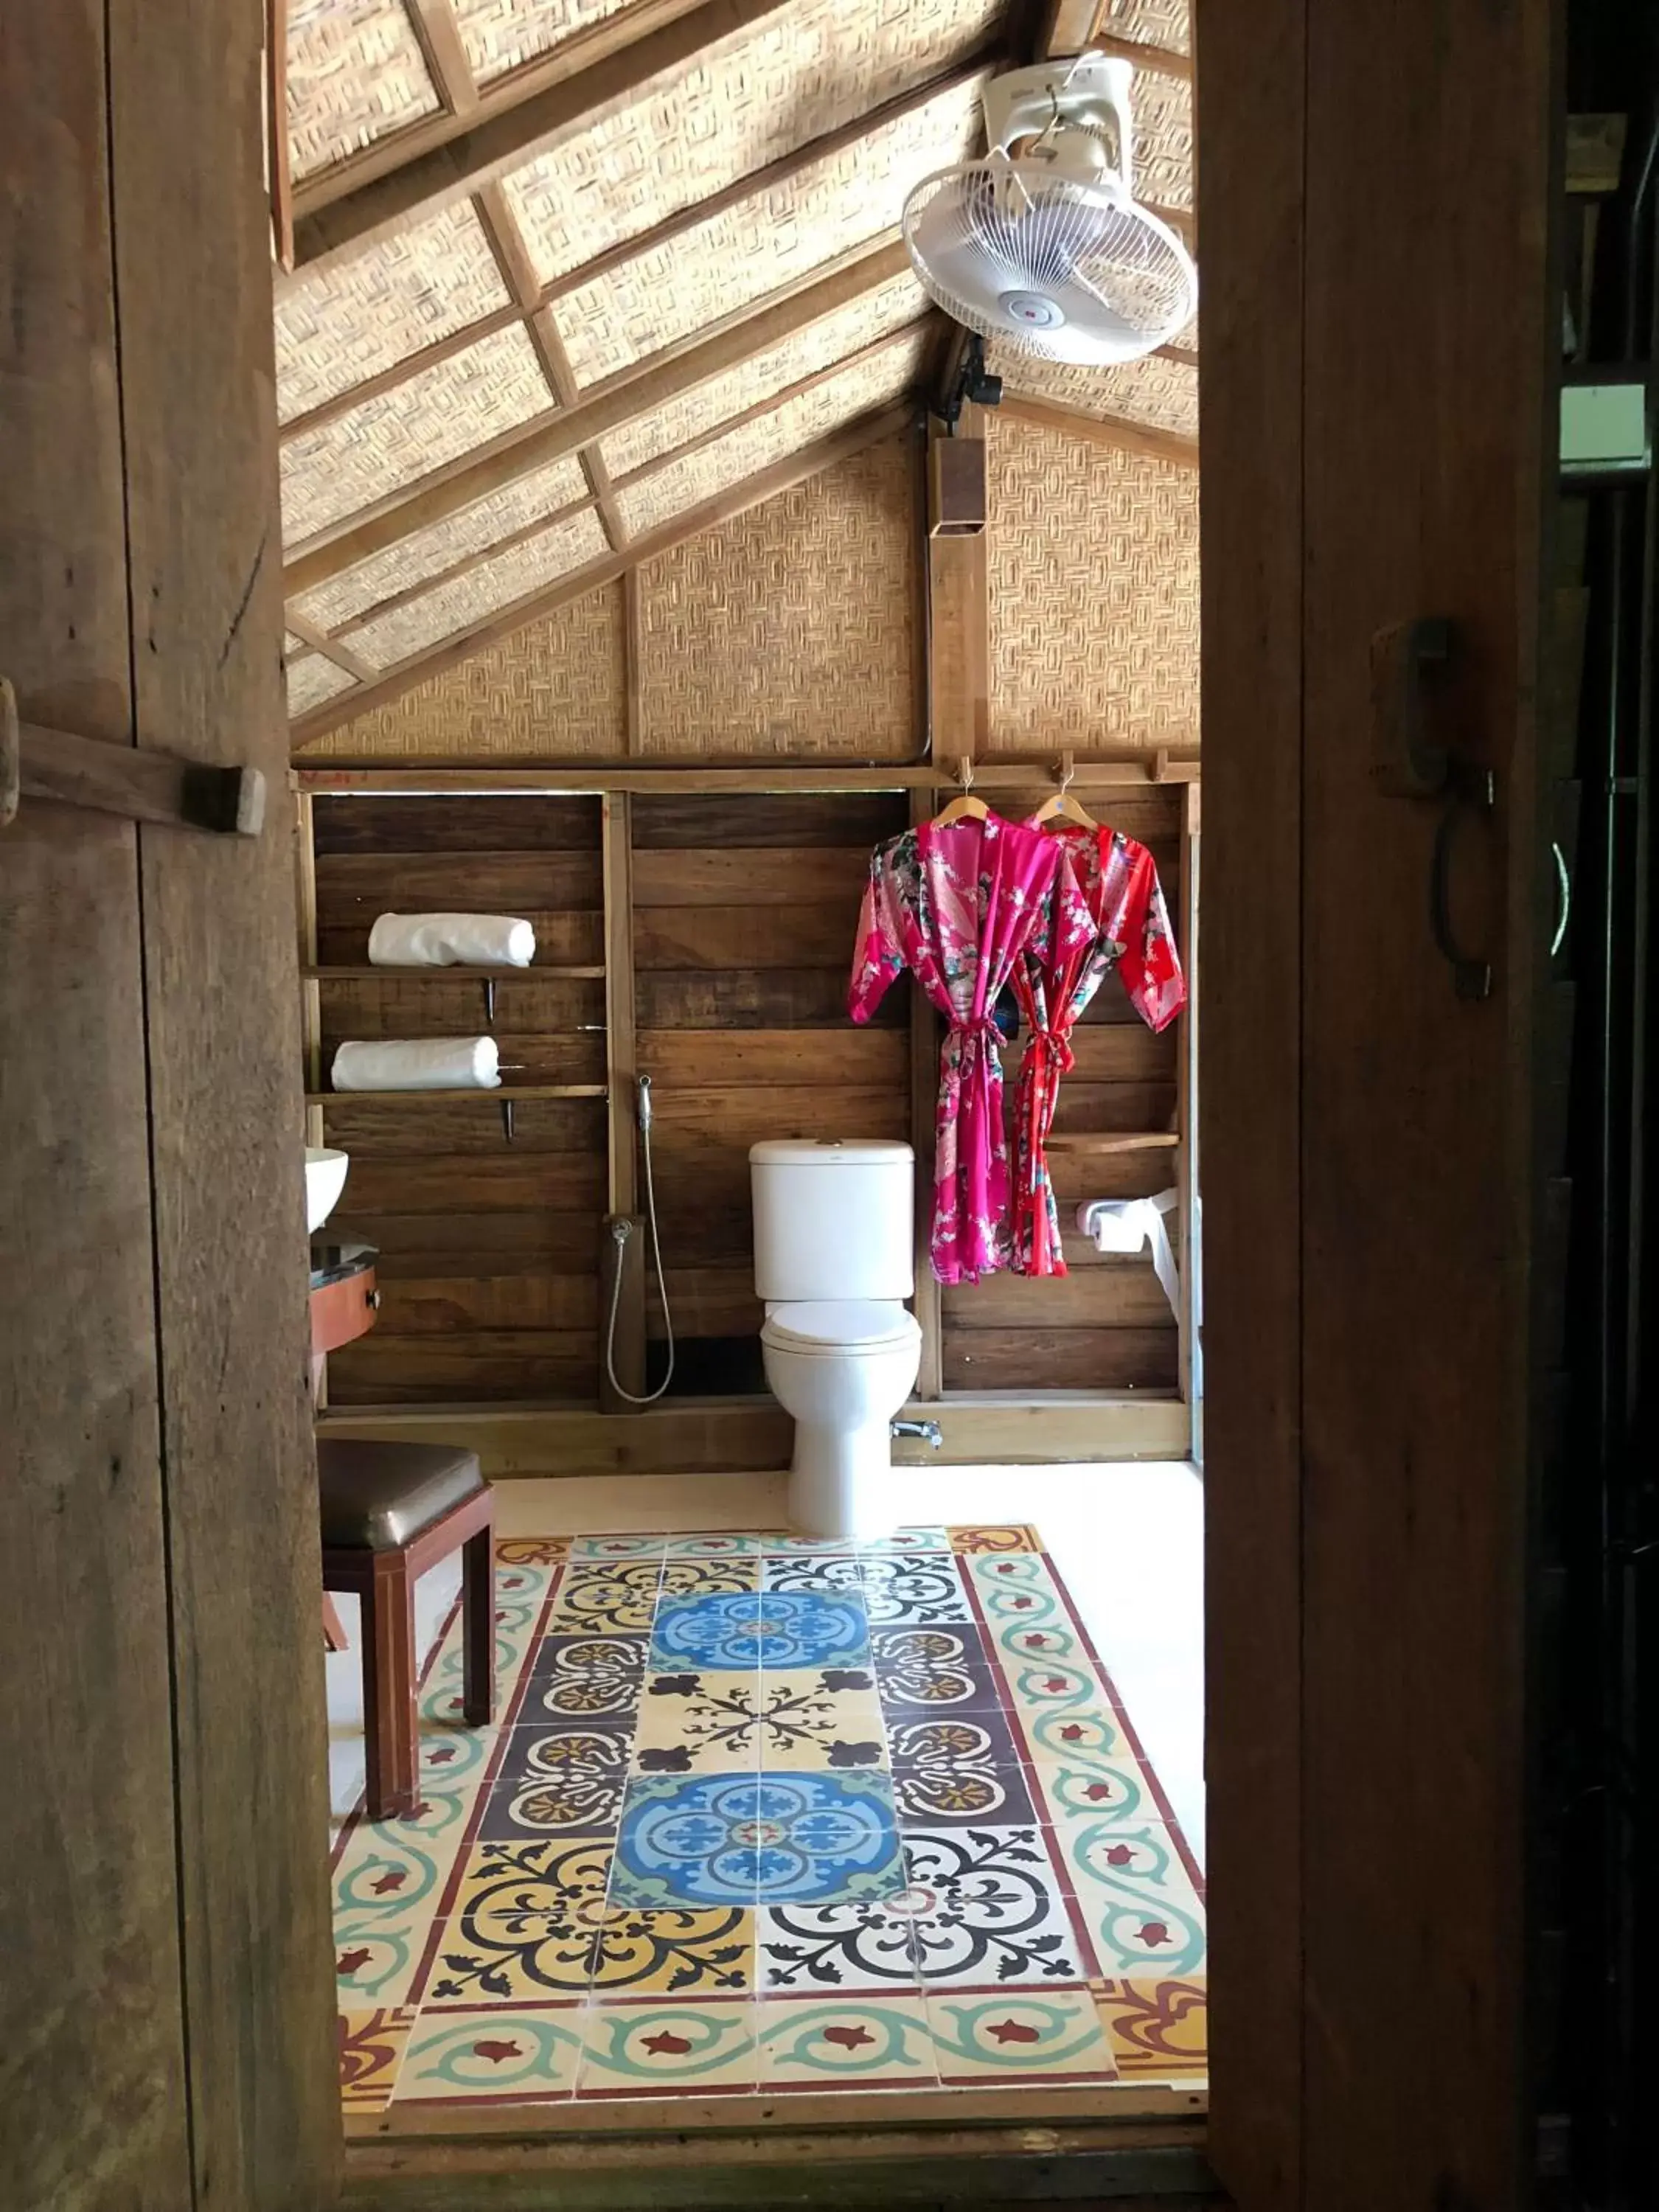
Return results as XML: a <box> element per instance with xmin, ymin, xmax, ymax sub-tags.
<box><xmin>945</xmin><ymin>1014</ymin><xmax>1005</xmax><ymax>1042</ymax></box>
<box><xmin>1026</xmin><ymin>1024</ymin><xmax>1076</xmax><ymax>1077</ymax></box>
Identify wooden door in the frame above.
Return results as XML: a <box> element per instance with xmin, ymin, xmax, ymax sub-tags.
<box><xmin>1200</xmin><ymin>1</ymin><xmax>1557</xmax><ymax>2206</ymax></box>
<box><xmin>1</xmin><ymin>5</ymin><xmax>338</xmax><ymax>2206</ymax></box>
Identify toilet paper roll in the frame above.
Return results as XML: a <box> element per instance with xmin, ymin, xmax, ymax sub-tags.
<box><xmin>368</xmin><ymin>913</ymin><xmax>536</xmax><ymax>967</ymax></box>
<box><xmin>330</xmin><ymin>1036</ymin><xmax>501</xmax><ymax>1091</ymax></box>
<box><xmin>1077</xmin><ymin>1187</ymin><xmax>1180</xmax><ymax>1315</ymax></box>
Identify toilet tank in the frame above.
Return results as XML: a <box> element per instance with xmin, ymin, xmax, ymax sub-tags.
<box><xmin>751</xmin><ymin>1140</ymin><xmax>914</xmax><ymax>1304</ymax></box>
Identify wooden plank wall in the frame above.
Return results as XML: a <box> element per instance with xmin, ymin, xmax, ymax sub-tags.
<box><xmin>313</xmin><ymin>795</ymin><xmax>608</xmax><ymax>1403</ymax></box>
<box><xmin>633</xmin><ymin>793</ymin><xmax>911</xmax><ymax>1388</ymax></box>
<box><xmin>941</xmin><ymin>783</ymin><xmax>1188</xmax><ymax>1393</ymax></box>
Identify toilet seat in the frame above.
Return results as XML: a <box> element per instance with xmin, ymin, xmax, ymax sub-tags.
<box><xmin>761</xmin><ymin>1299</ymin><xmax>921</xmax><ymax>1358</ymax></box>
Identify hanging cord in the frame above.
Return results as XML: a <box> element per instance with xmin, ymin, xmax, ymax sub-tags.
<box><xmin>602</xmin><ymin>1074</ymin><xmax>676</xmax><ymax>1404</ymax></box>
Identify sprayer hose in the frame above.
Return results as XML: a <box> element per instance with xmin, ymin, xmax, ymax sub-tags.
<box><xmin>602</xmin><ymin>1107</ymin><xmax>675</xmax><ymax>1405</ymax></box>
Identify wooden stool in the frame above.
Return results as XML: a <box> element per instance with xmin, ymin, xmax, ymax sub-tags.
<box><xmin>317</xmin><ymin>1439</ymin><xmax>494</xmax><ymax>1820</ymax></box>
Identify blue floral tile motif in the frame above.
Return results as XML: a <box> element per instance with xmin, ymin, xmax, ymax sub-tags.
<box><xmin>649</xmin><ymin>1589</ymin><xmax>869</xmax><ymax>1672</ymax></box>
<box><xmin>610</xmin><ymin>1771</ymin><xmax>902</xmax><ymax>1908</ymax></box>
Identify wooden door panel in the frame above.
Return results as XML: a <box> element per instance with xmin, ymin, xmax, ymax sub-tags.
<box><xmin>0</xmin><ymin>5</ymin><xmax>192</xmax><ymax>2205</ymax></box>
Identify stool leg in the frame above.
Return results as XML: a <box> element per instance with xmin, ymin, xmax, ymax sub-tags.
<box><xmin>462</xmin><ymin>1511</ymin><xmax>495</xmax><ymax>1727</ymax></box>
<box><xmin>361</xmin><ymin>1552</ymin><xmax>418</xmax><ymax>1820</ymax></box>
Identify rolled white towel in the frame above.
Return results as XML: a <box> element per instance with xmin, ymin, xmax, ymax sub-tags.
<box><xmin>331</xmin><ymin>1037</ymin><xmax>501</xmax><ymax>1092</ymax></box>
<box><xmin>368</xmin><ymin>913</ymin><xmax>536</xmax><ymax>968</ymax></box>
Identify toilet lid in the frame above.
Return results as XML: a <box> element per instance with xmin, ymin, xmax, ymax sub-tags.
<box><xmin>762</xmin><ymin>1300</ymin><xmax>922</xmax><ymax>1355</ymax></box>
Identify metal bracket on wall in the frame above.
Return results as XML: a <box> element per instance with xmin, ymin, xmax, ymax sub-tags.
<box><xmin>0</xmin><ymin>675</ymin><xmax>265</xmax><ymax>836</ymax></box>
<box><xmin>1370</xmin><ymin>619</ymin><xmax>1497</xmax><ymax>1000</ymax></box>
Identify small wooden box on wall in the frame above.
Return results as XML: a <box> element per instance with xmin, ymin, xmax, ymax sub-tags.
<box><xmin>928</xmin><ymin>433</ymin><xmax>987</xmax><ymax>537</ymax></box>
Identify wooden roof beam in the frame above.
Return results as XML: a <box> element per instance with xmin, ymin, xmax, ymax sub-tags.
<box><xmin>403</xmin><ymin>0</ymin><xmax>480</xmax><ymax>114</ymax></box>
<box><xmin>1040</xmin><ymin>3</ymin><xmax>1192</xmax><ymax>77</ymax></box>
<box><xmin>282</xmin><ymin>234</ymin><xmax>913</xmax><ymax>597</ymax></box>
<box><xmin>996</xmin><ymin>391</ymin><xmax>1198</xmax><ymax>467</ymax></box>
<box><xmin>291</xmin><ymin>0</ymin><xmax>796</xmax><ymax>279</ymax></box>
<box><xmin>289</xmin><ymin>400</ymin><xmax>919</xmax><ymax>745</ymax></box>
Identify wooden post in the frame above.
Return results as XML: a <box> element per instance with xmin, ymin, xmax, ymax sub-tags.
<box><xmin>293</xmin><ymin>789</ymin><xmax>324</xmax><ymax>1149</ymax></box>
<box><xmin>1175</xmin><ymin>779</ymin><xmax>1200</xmax><ymax>1430</ymax></box>
<box><xmin>925</xmin><ymin>404</ymin><xmax>991</xmax><ymax>779</ymax></box>
<box><xmin>600</xmin><ymin>791</ymin><xmax>647</xmax><ymax>1407</ymax></box>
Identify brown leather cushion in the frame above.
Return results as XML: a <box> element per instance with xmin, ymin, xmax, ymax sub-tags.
<box><xmin>316</xmin><ymin>1439</ymin><xmax>485</xmax><ymax>1551</ymax></box>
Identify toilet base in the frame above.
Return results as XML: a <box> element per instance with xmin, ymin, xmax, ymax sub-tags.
<box><xmin>786</xmin><ymin>1416</ymin><xmax>899</xmax><ymax>1543</ymax></box>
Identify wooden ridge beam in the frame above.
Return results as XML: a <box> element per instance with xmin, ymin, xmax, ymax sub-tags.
<box><xmin>291</xmin><ymin>0</ymin><xmax>795</xmax><ymax>277</ymax></box>
<box><xmin>289</xmin><ymin>399</ymin><xmax>920</xmax><ymax>745</ymax></box>
<box><xmin>282</xmin><ymin>235</ymin><xmax>911</xmax><ymax>597</ymax></box>
<box><xmin>997</xmin><ymin>391</ymin><xmax>1199</xmax><ymax>467</ymax></box>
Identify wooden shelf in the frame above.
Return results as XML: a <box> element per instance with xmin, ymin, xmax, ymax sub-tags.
<box><xmin>1045</xmin><ymin>1130</ymin><xmax>1181</xmax><ymax>1154</ymax></box>
<box><xmin>301</xmin><ymin>964</ymin><xmax>605</xmax><ymax>980</ymax></box>
<box><xmin>306</xmin><ymin>1083</ymin><xmax>608</xmax><ymax>1103</ymax></box>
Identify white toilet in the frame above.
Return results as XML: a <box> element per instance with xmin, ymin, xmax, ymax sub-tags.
<box><xmin>750</xmin><ymin>1139</ymin><xmax>923</xmax><ymax>1543</ymax></box>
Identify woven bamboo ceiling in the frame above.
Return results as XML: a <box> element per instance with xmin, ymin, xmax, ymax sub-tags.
<box><xmin>277</xmin><ymin>0</ymin><xmax>1195</xmax><ymax>734</ymax></box>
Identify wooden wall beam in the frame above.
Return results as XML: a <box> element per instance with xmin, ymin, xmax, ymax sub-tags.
<box><xmin>296</xmin><ymin>756</ymin><xmax>1202</xmax><ymax>793</ymax></box>
<box><xmin>282</xmin><ymin>236</ymin><xmax>912</xmax><ymax>597</ymax></box>
<box><xmin>997</xmin><ymin>392</ymin><xmax>1200</xmax><ymax>468</ymax></box>
<box><xmin>290</xmin><ymin>400</ymin><xmax>919</xmax><ymax>744</ymax></box>
<box><xmin>290</xmin><ymin>0</ymin><xmax>796</xmax><ymax>276</ymax></box>
<box><xmin>284</xmin><ymin>608</ymin><xmax>374</xmax><ymax>681</ymax></box>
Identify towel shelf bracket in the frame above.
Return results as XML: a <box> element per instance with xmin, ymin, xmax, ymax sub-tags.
<box><xmin>0</xmin><ymin>676</ymin><xmax>264</xmax><ymax>838</ymax></box>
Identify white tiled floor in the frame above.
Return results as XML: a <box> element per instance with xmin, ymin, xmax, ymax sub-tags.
<box><xmin>323</xmin><ymin>1461</ymin><xmax>1204</xmax><ymax>1856</ymax></box>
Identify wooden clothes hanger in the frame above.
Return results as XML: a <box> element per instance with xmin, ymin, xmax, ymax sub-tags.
<box><xmin>930</xmin><ymin>754</ymin><xmax>992</xmax><ymax>827</ymax></box>
<box><xmin>1028</xmin><ymin>752</ymin><xmax>1099</xmax><ymax>833</ymax></box>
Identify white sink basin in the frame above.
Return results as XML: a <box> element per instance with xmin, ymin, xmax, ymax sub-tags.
<box><xmin>305</xmin><ymin>1147</ymin><xmax>350</xmax><ymax>1233</ymax></box>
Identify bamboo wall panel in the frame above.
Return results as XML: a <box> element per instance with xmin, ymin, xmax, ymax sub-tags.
<box><xmin>617</xmin><ymin>342</ymin><xmax>924</xmax><ymax>537</ymax></box>
<box><xmin>313</xmin><ymin>793</ymin><xmax>607</xmax><ymax>1406</ymax></box>
<box><xmin>296</xmin><ymin>579</ymin><xmax>628</xmax><ymax>760</ymax></box>
<box><xmin>634</xmin><ymin>436</ymin><xmax>919</xmax><ymax>757</ymax></box>
<box><xmin>274</xmin><ymin>203</ymin><xmax>511</xmax><ymax>426</ymax></box>
<box><xmin>279</xmin><ymin>324</ymin><xmax>550</xmax><ymax>545</ymax></box>
<box><xmin>290</xmin><ymin>453</ymin><xmax>593</xmax><ymax>633</ymax></box>
<box><xmin>633</xmin><ymin>790</ymin><xmax>908</xmax><ymax>1378</ymax></box>
<box><xmin>285</xmin><ymin>654</ymin><xmax>355</xmax><ymax>717</ymax></box>
<box><xmin>287</xmin><ymin>0</ymin><xmax>439</xmax><ymax>182</ymax></box>
<box><xmin>345</xmin><ymin>507</ymin><xmax>610</xmax><ymax>667</ymax></box>
<box><xmin>454</xmin><ymin>0</ymin><xmax>633</xmax><ymax>86</ymax></box>
<box><xmin>504</xmin><ymin>1</ymin><xmax>1001</xmax><ymax>295</ymax></box>
<box><xmin>1076</xmin><ymin>1</ymin><xmax>1191</xmax><ymax>55</ymax></box>
<box><xmin>551</xmin><ymin>74</ymin><xmax>984</xmax><ymax>386</ymax></box>
<box><xmin>988</xmin><ymin>344</ymin><xmax>1199</xmax><ymax>438</ymax></box>
<box><xmin>986</xmin><ymin>413</ymin><xmax>1199</xmax><ymax>754</ymax></box>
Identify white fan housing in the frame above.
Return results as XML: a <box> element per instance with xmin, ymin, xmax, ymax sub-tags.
<box><xmin>902</xmin><ymin>56</ymin><xmax>1196</xmax><ymax>366</ymax></box>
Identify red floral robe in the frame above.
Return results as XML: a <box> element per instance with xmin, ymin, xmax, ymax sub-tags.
<box><xmin>1010</xmin><ymin>821</ymin><xmax>1188</xmax><ymax>1276</ymax></box>
<box><xmin>849</xmin><ymin>813</ymin><xmax>1063</xmax><ymax>1284</ymax></box>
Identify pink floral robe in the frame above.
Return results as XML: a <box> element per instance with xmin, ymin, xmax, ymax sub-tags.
<box><xmin>1010</xmin><ymin>821</ymin><xmax>1189</xmax><ymax>1276</ymax></box>
<box><xmin>849</xmin><ymin>813</ymin><xmax>1062</xmax><ymax>1284</ymax></box>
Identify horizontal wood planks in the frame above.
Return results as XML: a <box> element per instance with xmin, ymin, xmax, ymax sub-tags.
<box><xmin>314</xmin><ymin>793</ymin><xmax>607</xmax><ymax>1405</ymax></box>
<box><xmin>938</xmin><ymin>780</ymin><xmax>1189</xmax><ymax>1397</ymax></box>
<box><xmin>633</xmin><ymin>791</ymin><xmax>907</xmax><ymax>1377</ymax></box>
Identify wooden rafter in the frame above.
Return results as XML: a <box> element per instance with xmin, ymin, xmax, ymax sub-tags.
<box><xmin>402</xmin><ymin>0</ymin><xmax>479</xmax><ymax>114</ymax></box>
<box><xmin>282</xmin><ymin>234</ymin><xmax>913</xmax><ymax>597</ymax></box>
<box><xmin>289</xmin><ymin>400</ymin><xmax>919</xmax><ymax>745</ymax></box>
<box><xmin>276</xmin><ymin>46</ymin><xmax>995</xmax><ymax>444</ymax></box>
<box><xmin>997</xmin><ymin>390</ymin><xmax>1198</xmax><ymax>467</ymax></box>
<box><xmin>290</xmin><ymin>0</ymin><xmax>796</xmax><ymax>277</ymax></box>
<box><xmin>283</xmin><ymin>610</ymin><xmax>375</xmax><ymax>682</ymax></box>
<box><xmin>1040</xmin><ymin>1</ymin><xmax>1192</xmax><ymax>72</ymax></box>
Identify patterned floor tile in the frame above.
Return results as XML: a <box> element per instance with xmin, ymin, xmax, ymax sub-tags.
<box><xmin>758</xmin><ymin>1994</ymin><xmax>936</xmax><ymax>2087</ymax></box>
<box><xmin>496</xmin><ymin>1537</ymin><xmax>572</xmax><ymax>1568</ymax></box>
<box><xmin>658</xmin><ymin>1556</ymin><xmax>762</xmax><ymax>1599</ymax></box>
<box><xmin>568</xmin><ymin>1534</ymin><xmax>666</xmax><ymax>1561</ymax></box>
<box><xmin>588</xmin><ymin>1904</ymin><xmax>754</xmax><ymax>1997</ymax></box>
<box><xmin>947</xmin><ymin>1526</ymin><xmax>1041</xmax><ymax>1554</ymax></box>
<box><xmin>1025</xmin><ymin>1742</ymin><xmax>1169</xmax><ymax>1828</ymax></box>
<box><xmin>545</xmin><ymin>1562</ymin><xmax>662</xmax><ymax>1635</ymax></box>
<box><xmin>861</xmin><ymin>1526</ymin><xmax>950</xmax><ymax>1554</ymax></box>
<box><xmin>610</xmin><ymin>1770</ymin><xmax>903</xmax><ymax>1909</ymax></box>
<box><xmin>1095</xmin><ymin>1975</ymin><xmax>1208</xmax><ymax>2079</ymax></box>
<box><xmin>888</xmin><ymin>1711</ymin><xmax>1037</xmax><ymax>1826</ymax></box>
<box><xmin>476</xmin><ymin>1721</ymin><xmax>635</xmax><ymax>1840</ymax></box>
<box><xmin>869</xmin><ymin>1626</ymin><xmax>1004</xmax><ymax>1717</ymax></box>
<box><xmin>576</xmin><ymin>1998</ymin><xmax>758</xmax><ymax>2095</ymax></box>
<box><xmin>392</xmin><ymin>2006</ymin><xmax>583</xmax><ymax>2104</ymax></box>
<box><xmin>333</xmin><ymin>1795</ymin><xmax>480</xmax><ymax>2006</ymax></box>
<box><xmin>519</xmin><ymin>1632</ymin><xmax>647</xmax><ymax>1723</ymax></box>
<box><xmin>338</xmin><ymin>2006</ymin><xmax>417</xmax><ymax>2111</ymax></box>
<box><xmin>902</xmin><ymin>1825</ymin><xmax>1091</xmax><ymax>1987</ymax></box>
<box><xmin>1048</xmin><ymin>1820</ymin><xmax>1206</xmax><ymax>1980</ymax></box>
<box><xmin>756</xmin><ymin>1897</ymin><xmax>922</xmax><ymax>1993</ymax></box>
<box><xmin>633</xmin><ymin>1669</ymin><xmax>762</xmax><ymax>1774</ymax></box>
<box><xmin>759</xmin><ymin>1552</ymin><xmax>864</xmax><ymax>1596</ymax></box>
<box><xmin>925</xmin><ymin>1985</ymin><xmax>1118</xmax><ymax>2082</ymax></box>
<box><xmin>417</xmin><ymin>1838</ymin><xmax>615</xmax><ymax>2006</ymax></box>
<box><xmin>661</xmin><ymin>1532</ymin><xmax>767</xmax><ymax>1559</ymax></box>
<box><xmin>649</xmin><ymin>1589</ymin><xmax>870</xmax><ymax>1672</ymax></box>
<box><xmin>759</xmin><ymin>1530</ymin><xmax>857</xmax><ymax>1556</ymax></box>
<box><xmin>757</xmin><ymin>1666</ymin><xmax>887</xmax><ymax>1772</ymax></box>
<box><xmin>860</xmin><ymin>1551</ymin><xmax>974</xmax><ymax>1627</ymax></box>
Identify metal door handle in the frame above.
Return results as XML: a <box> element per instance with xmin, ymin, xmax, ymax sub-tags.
<box><xmin>1549</xmin><ymin>840</ymin><xmax>1571</xmax><ymax>959</ymax></box>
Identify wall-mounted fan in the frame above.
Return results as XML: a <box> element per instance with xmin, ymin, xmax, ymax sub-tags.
<box><xmin>902</xmin><ymin>55</ymin><xmax>1197</xmax><ymax>366</ymax></box>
